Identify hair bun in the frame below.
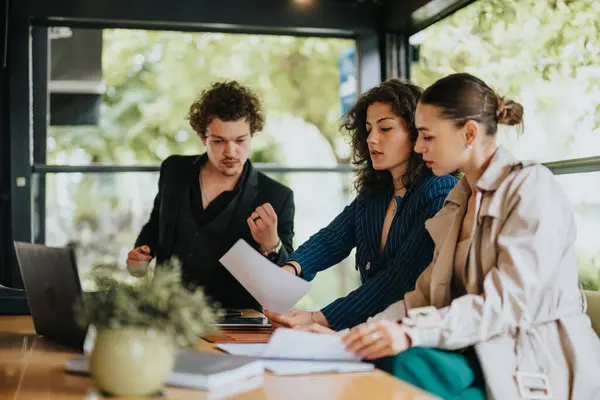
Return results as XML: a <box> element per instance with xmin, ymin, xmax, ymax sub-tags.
<box><xmin>496</xmin><ymin>96</ymin><xmax>524</xmax><ymax>126</ymax></box>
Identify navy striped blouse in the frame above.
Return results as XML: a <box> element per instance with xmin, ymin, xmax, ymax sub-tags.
<box><xmin>288</xmin><ymin>174</ymin><xmax>458</xmax><ymax>330</ymax></box>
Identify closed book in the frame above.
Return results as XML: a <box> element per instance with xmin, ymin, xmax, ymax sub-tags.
<box><xmin>66</xmin><ymin>349</ymin><xmax>264</xmax><ymax>391</ymax></box>
<box><xmin>168</xmin><ymin>350</ymin><xmax>264</xmax><ymax>390</ymax></box>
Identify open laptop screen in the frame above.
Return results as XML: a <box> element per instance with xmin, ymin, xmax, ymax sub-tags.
<box><xmin>13</xmin><ymin>241</ymin><xmax>87</xmax><ymax>350</ymax></box>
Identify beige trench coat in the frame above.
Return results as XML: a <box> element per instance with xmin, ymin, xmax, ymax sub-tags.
<box><xmin>372</xmin><ymin>146</ymin><xmax>600</xmax><ymax>399</ymax></box>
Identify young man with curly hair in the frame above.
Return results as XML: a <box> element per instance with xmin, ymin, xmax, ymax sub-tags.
<box><xmin>126</xmin><ymin>81</ymin><xmax>295</xmax><ymax>310</ymax></box>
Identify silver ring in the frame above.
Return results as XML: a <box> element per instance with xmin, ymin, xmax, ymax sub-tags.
<box><xmin>370</xmin><ymin>332</ymin><xmax>381</xmax><ymax>342</ymax></box>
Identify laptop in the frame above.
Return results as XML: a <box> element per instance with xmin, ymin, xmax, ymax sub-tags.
<box><xmin>13</xmin><ymin>241</ymin><xmax>88</xmax><ymax>350</ymax></box>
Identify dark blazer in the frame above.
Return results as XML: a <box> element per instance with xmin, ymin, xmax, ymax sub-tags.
<box><xmin>135</xmin><ymin>154</ymin><xmax>295</xmax><ymax>271</ymax></box>
<box><xmin>289</xmin><ymin>173</ymin><xmax>458</xmax><ymax>330</ymax></box>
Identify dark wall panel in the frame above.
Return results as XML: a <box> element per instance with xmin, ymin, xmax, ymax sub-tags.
<box><xmin>384</xmin><ymin>0</ymin><xmax>477</xmax><ymax>33</ymax></box>
<box><xmin>16</xmin><ymin>0</ymin><xmax>380</xmax><ymax>36</ymax></box>
<box><xmin>7</xmin><ymin>16</ymin><xmax>30</xmax><ymax>288</ymax></box>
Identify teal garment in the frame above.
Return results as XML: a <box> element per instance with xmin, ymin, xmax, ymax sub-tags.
<box><xmin>374</xmin><ymin>347</ymin><xmax>486</xmax><ymax>400</ymax></box>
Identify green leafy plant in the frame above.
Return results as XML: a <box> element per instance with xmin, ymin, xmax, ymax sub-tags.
<box><xmin>74</xmin><ymin>258</ymin><xmax>220</xmax><ymax>347</ymax></box>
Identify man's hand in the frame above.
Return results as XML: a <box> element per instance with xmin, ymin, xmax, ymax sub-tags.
<box><xmin>247</xmin><ymin>203</ymin><xmax>279</xmax><ymax>253</ymax></box>
<box><xmin>126</xmin><ymin>245</ymin><xmax>153</xmax><ymax>277</ymax></box>
<box><xmin>264</xmin><ymin>309</ymin><xmax>330</xmax><ymax>329</ymax></box>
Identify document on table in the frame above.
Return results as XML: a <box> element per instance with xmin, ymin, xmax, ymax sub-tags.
<box><xmin>219</xmin><ymin>239</ymin><xmax>311</xmax><ymax>313</ymax></box>
<box><xmin>217</xmin><ymin>328</ymin><xmax>360</xmax><ymax>362</ymax></box>
<box><xmin>217</xmin><ymin>329</ymin><xmax>372</xmax><ymax>376</ymax></box>
<box><xmin>262</xmin><ymin>360</ymin><xmax>374</xmax><ymax>376</ymax></box>
<box><xmin>217</xmin><ymin>343</ymin><xmax>267</xmax><ymax>358</ymax></box>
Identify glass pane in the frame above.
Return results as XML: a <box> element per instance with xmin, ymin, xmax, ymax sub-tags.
<box><xmin>266</xmin><ymin>172</ymin><xmax>360</xmax><ymax>310</ymax></box>
<box><xmin>409</xmin><ymin>0</ymin><xmax>600</xmax><ymax>162</ymax></box>
<box><xmin>42</xmin><ymin>172</ymin><xmax>160</xmax><ymax>289</ymax></box>
<box><xmin>45</xmin><ymin>27</ymin><xmax>356</xmax><ymax>167</ymax></box>
<box><xmin>41</xmin><ymin>171</ymin><xmax>361</xmax><ymax>307</ymax></box>
<box><xmin>554</xmin><ymin>171</ymin><xmax>600</xmax><ymax>291</ymax></box>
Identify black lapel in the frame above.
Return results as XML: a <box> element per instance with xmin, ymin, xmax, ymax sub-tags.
<box><xmin>384</xmin><ymin>178</ymin><xmax>419</xmax><ymax>258</ymax></box>
<box><xmin>227</xmin><ymin>160</ymin><xmax>259</xmax><ymax>241</ymax></box>
<box><xmin>363</xmin><ymin>193</ymin><xmax>388</xmax><ymax>262</ymax></box>
<box><xmin>161</xmin><ymin>155</ymin><xmax>203</xmax><ymax>253</ymax></box>
<box><xmin>164</xmin><ymin>155</ymin><xmax>203</xmax><ymax>221</ymax></box>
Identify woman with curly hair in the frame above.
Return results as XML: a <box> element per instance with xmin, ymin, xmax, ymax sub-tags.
<box><xmin>265</xmin><ymin>79</ymin><xmax>458</xmax><ymax>331</ymax></box>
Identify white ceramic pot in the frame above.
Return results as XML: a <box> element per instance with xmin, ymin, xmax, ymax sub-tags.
<box><xmin>90</xmin><ymin>327</ymin><xmax>175</xmax><ymax>397</ymax></box>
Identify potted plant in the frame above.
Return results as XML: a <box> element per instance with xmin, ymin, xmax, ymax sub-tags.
<box><xmin>74</xmin><ymin>258</ymin><xmax>219</xmax><ymax>397</ymax></box>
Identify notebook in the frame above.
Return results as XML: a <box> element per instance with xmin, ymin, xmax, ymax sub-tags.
<box><xmin>218</xmin><ymin>328</ymin><xmax>360</xmax><ymax>361</ymax></box>
<box><xmin>217</xmin><ymin>343</ymin><xmax>374</xmax><ymax>376</ymax></box>
<box><xmin>66</xmin><ymin>349</ymin><xmax>264</xmax><ymax>390</ymax></box>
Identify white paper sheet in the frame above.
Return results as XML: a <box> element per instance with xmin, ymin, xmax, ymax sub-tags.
<box><xmin>217</xmin><ymin>343</ymin><xmax>267</xmax><ymax>358</ymax></box>
<box><xmin>216</xmin><ymin>330</ymin><xmax>371</xmax><ymax>376</ymax></box>
<box><xmin>262</xmin><ymin>360</ymin><xmax>374</xmax><ymax>376</ymax></box>
<box><xmin>219</xmin><ymin>239</ymin><xmax>311</xmax><ymax>313</ymax></box>
<box><xmin>263</xmin><ymin>328</ymin><xmax>360</xmax><ymax>361</ymax></box>
<box><xmin>217</xmin><ymin>328</ymin><xmax>360</xmax><ymax>362</ymax></box>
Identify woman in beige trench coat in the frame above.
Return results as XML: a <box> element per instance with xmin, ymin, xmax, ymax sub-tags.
<box><xmin>299</xmin><ymin>73</ymin><xmax>600</xmax><ymax>399</ymax></box>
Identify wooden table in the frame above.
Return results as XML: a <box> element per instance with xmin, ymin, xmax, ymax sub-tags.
<box><xmin>0</xmin><ymin>316</ymin><xmax>437</xmax><ymax>399</ymax></box>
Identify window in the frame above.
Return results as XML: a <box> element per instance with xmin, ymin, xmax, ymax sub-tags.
<box><xmin>47</xmin><ymin>28</ymin><xmax>356</xmax><ymax>166</ymax></box>
<box><xmin>36</xmin><ymin>171</ymin><xmax>360</xmax><ymax>307</ymax></box>
<box><xmin>410</xmin><ymin>0</ymin><xmax>600</xmax><ymax>163</ymax></box>
<box><xmin>409</xmin><ymin>0</ymin><xmax>600</xmax><ymax>288</ymax></box>
<box><xmin>38</xmin><ymin>172</ymin><xmax>159</xmax><ymax>284</ymax></box>
<box><xmin>34</xmin><ymin>26</ymin><xmax>360</xmax><ymax>309</ymax></box>
<box><xmin>555</xmin><ymin>172</ymin><xmax>600</xmax><ymax>290</ymax></box>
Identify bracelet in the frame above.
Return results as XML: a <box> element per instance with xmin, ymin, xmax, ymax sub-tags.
<box><xmin>283</xmin><ymin>262</ymin><xmax>300</xmax><ymax>276</ymax></box>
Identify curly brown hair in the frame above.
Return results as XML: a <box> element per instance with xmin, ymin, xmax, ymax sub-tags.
<box><xmin>187</xmin><ymin>81</ymin><xmax>265</xmax><ymax>137</ymax></box>
<box><xmin>344</xmin><ymin>79</ymin><xmax>429</xmax><ymax>196</ymax></box>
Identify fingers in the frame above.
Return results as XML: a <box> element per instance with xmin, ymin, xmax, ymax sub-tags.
<box><xmin>140</xmin><ymin>245</ymin><xmax>152</xmax><ymax>255</ymax></box>
<box><xmin>126</xmin><ymin>246</ymin><xmax>152</xmax><ymax>264</ymax></box>
<box><xmin>255</xmin><ymin>206</ymin><xmax>271</xmax><ymax>223</ymax></box>
<box><xmin>294</xmin><ymin>323</ymin><xmax>320</xmax><ymax>332</ymax></box>
<box><xmin>251</xmin><ymin>204</ymin><xmax>276</xmax><ymax>225</ymax></box>
<box><xmin>248</xmin><ymin>212</ymin><xmax>267</xmax><ymax>232</ymax></box>
<box><xmin>248</xmin><ymin>205</ymin><xmax>277</xmax><ymax>243</ymax></box>
<box><xmin>264</xmin><ymin>310</ymin><xmax>293</xmax><ymax>328</ymax></box>
<box><xmin>261</xmin><ymin>203</ymin><xmax>277</xmax><ymax>222</ymax></box>
<box><xmin>343</xmin><ymin>320</ymin><xmax>409</xmax><ymax>359</ymax></box>
<box><xmin>247</xmin><ymin>216</ymin><xmax>267</xmax><ymax>239</ymax></box>
<box><xmin>356</xmin><ymin>334</ymin><xmax>389</xmax><ymax>359</ymax></box>
<box><xmin>342</xmin><ymin>322</ymin><xmax>371</xmax><ymax>346</ymax></box>
<box><xmin>254</xmin><ymin>215</ymin><xmax>268</xmax><ymax>231</ymax></box>
<box><xmin>293</xmin><ymin>323</ymin><xmax>336</xmax><ymax>335</ymax></box>
<box><xmin>343</xmin><ymin>322</ymin><xmax>379</xmax><ymax>353</ymax></box>
<box><xmin>247</xmin><ymin>216</ymin><xmax>258</xmax><ymax>232</ymax></box>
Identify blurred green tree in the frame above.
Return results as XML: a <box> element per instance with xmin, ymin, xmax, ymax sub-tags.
<box><xmin>411</xmin><ymin>0</ymin><xmax>600</xmax><ymax>140</ymax></box>
<box><xmin>410</xmin><ymin>0</ymin><xmax>600</xmax><ymax>289</ymax></box>
<box><xmin>48</xmin><ymin>31</ymin><xmax>355</xmax><ymax>165</ymax></box>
